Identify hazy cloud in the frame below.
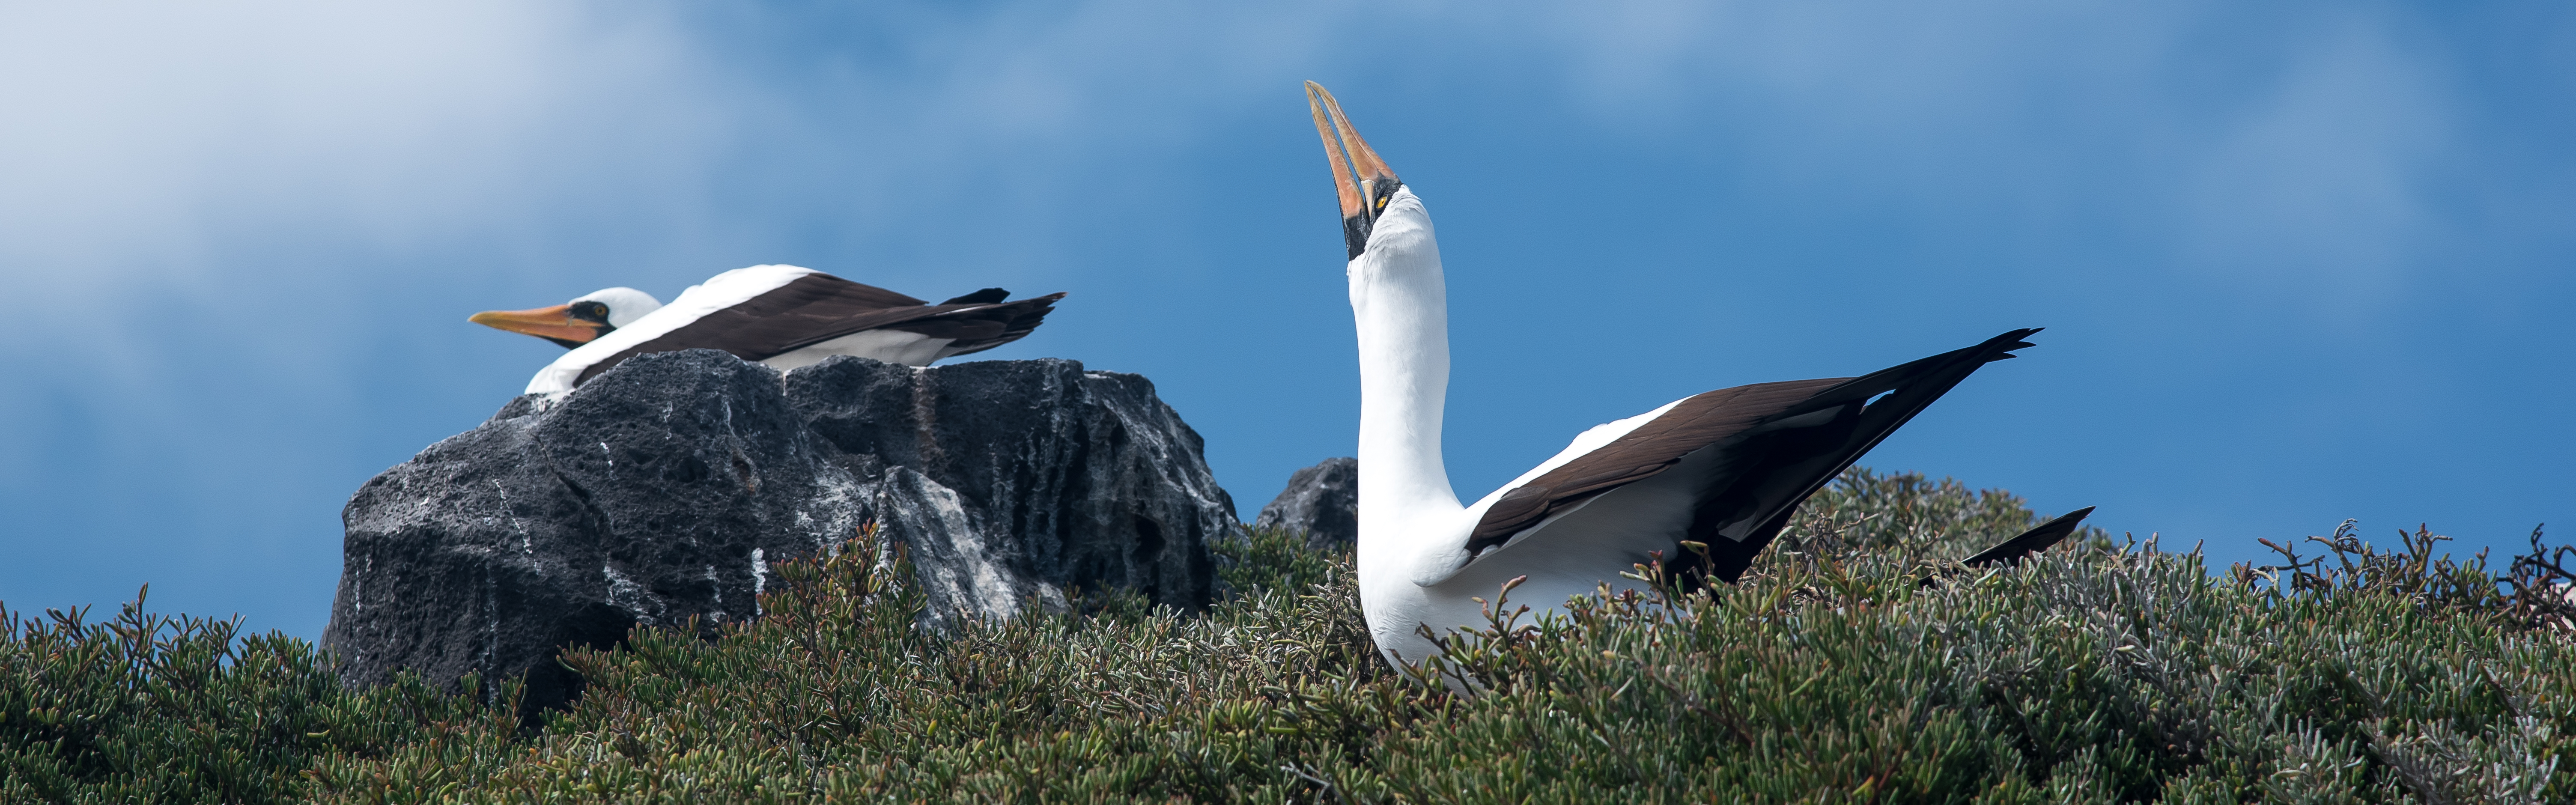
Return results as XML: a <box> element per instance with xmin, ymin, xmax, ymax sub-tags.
<box><xmin>2179</xmin><ymin>14</ymin><xmax>2445</xmax><ymax>296</ymax></box>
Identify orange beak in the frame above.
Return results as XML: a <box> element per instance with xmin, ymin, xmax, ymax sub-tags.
<box><xmin>1305</xmin><ymin>81</ymin><xmax>1403</xmax><ymax>259</ymax></box>
<box><xmin>469</xmin><ymin>304</ymin><xmax>605</xmax><ymax>347</ymax></box>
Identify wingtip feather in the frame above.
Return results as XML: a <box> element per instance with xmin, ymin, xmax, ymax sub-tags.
<box><xmin>1960</xmin><ymin>505</ymin><xmax>2096</xmax><ymax>568</ymax></box>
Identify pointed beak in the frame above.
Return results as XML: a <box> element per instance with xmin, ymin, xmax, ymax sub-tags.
<box><xmin>469</xmin><ymin>304</ymin><xmax>604</xmax><ymax>348</ymax></box>
<box><xmin>1306</xmin><ymin>81</ymin><xmax>1404</xmax><ymax>259</ymax></box>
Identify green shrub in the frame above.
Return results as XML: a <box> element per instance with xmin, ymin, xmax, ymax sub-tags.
<box><xmin>0</xmin><ymin>591</ymin><xmax>501</xmax><ymax>804</ymax></box>
<box><xmin>6</xmin><ymin>468</ymin><xmax>2571</xmax><ymax>803</ymax></box>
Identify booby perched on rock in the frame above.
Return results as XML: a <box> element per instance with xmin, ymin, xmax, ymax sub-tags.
<box><xmin>1304</xmin><ymin>82</ymin><xmax>2084</xmax><ymax>671</ymax></box>
<box><xmin>472</xmin><ymin>265</ymin><xmax>1064</xmax><ymax>395</ymax></box>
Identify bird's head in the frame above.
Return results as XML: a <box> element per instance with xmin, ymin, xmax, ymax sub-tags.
<box><xmin>468</xmin><ymin>286</ymin><xmax>664</xmax><ymax>348</ymax></box>
<box><xmin>1306</xmin><ymin>81</ymin><xmax>1406</xmax><ymax>261</ymax></box>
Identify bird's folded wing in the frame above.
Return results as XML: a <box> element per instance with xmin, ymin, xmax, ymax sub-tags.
<box><xmin>891</xmin><ymin>294</ymin><xmax>1067</xmax><ymax>358</ymax></box>
<box><xmin>571</xmin><ymin>271</ymin><xmax>1061</xmax><ymax>385</ymax></box>
<box><xmin>1463</xmin><ymin>328</ymin><xmax>2040</xmax><ymax>583</ymax></box>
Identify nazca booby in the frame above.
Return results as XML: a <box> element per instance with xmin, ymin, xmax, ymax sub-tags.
<box><xmin>471</xmin><ymin>265</ymin><xmax>1064</xmax><ymax>395</ymax></box>
<box><xmin>1304</xmin><ymin>82</ymin><xmax>2087</xmax><ymax>671</ymax></box>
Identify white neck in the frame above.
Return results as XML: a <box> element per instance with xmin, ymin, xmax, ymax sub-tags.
<box><xmin>1350</xmin><ymin>188</ymin><xmax>1463</xmax><ymax>535</ymax></box>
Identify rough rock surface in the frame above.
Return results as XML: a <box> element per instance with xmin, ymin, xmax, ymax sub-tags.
<box><xmin>324</xmin><ymin>349</ymin><xmax>1234</xmax><ymax>713</ymax></box>
<box><xmin>786</xmin><ymin>357</ymin><xmax>1231</xmax><ymax>613</ymax></box>
<box><xmin>1252</xmin><ymin>457</ymin><xmax>1358</xmax><ymax>549</ymax></box>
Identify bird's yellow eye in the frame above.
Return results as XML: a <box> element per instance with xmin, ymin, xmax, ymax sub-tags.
<box><xmin>1375</xmin><ymin>196</ymin><xmax>1388</xmax><ymax>210</ymax></box>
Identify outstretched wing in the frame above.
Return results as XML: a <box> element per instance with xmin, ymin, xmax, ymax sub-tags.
<box><xmin>1463</xmin><ymin>328</ymin><xmax>2040</xmax><ymax>584</ymax></box>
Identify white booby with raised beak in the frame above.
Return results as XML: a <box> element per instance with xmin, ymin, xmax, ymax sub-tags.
<box><xmin>1305</xmin><ymin>82</ymin><xmax>2085</xmax><ymax>672</ymax></box>
<box><xmin>472</xmin><ymin>265</ymin><xmax>1064</xmax><ymax>395</ymax></box>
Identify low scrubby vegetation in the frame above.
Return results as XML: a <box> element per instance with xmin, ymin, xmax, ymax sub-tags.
<box><xmin>6</xmin><ymin>468</ymin><xmax>2574</xmax><ymax>802</ymax></box>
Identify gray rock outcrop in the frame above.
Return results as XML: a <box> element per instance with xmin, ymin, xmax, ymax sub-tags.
<box><xmin>786</xmin><ymin>357</ymin><xmax>1231</xmax><ymax>612</ymax></box>
<box><xmin>323</xmin><ymin>349</ymin><xmax>1235</xmax><ymax>714</ymax></box>
<box><xmin>1253</xmin><ymin>457</ymin><xmax>1358</xmax><ymax>549</ymax></box>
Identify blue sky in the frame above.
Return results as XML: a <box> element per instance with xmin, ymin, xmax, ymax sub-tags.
<box><xmin>2</xmin><ymin>1</ymin><xmax>2569</xmax><ymax>639</ymax></box>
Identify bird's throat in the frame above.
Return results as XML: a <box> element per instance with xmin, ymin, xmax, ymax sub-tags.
<box><xmin>1350</xmin><ymin>194</ymin><xmax>1463</xmax><ymax>536</ymax></box>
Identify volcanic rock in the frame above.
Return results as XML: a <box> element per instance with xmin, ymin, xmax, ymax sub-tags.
<box><xmin>323</xmin><ymin>349</ymin><xmax>1234</xmax><ymax>714</ymax></box>
<box><xmin>785</xmin><ymin>357</ymin><xmax>1233</xmax><ymax>613</ymax></box>
<box><xmin>1252</xmin><ymin>457</ymin><xmax>1358</xmax><ymax>549</ymax></box>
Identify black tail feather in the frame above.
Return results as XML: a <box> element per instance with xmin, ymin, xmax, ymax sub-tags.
<box><xmin>940</xmin><ymin>288</ymin><xmax>1011</xmax><ymax>305</ymax></box>
<box><xmin>1962</xmin><ymin>506</ymin><xmax>2097</xmax><ymax>567</ymax></box>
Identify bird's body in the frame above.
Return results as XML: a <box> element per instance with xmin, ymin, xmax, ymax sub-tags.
<box><xmin>472</xmin><ymin>265</ymin><xmax>1064</xmax><ymax>395</ymax></box>
<box><xmin>1306</xmin><ymin>83</ymin><xmax>2059</xmax><ymax>670</ymax></box>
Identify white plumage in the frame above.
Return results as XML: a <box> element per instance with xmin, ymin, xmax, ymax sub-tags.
<box><xmin>473</xmin><ymin>264</ymin><xmax>1065</xmax><ymax>397</ymax></box>
<box><xmin>1343</xmin><ymin>183</ymin><xmax>1666</xmax><ymax>667</ymax></box>
<box><xmin>1307</xmin><ymin>82</ymin><xmax>2044</xmax><ymax>672</ymax></box>
<box><xmin>524</xmin><ymin>266</ymin><xmax>949</xmax><ymax>395</ymax></box>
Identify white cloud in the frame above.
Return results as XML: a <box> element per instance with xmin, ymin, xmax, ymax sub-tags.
<box><xmin>0</xmin><ymin>1</ymin><xmax>2465</xmax><ymax>307</ymax></box>
<box><xmin>0</xmin><ymin>0</ymin><xmax>2475</xmax><ymax>453</ymax></box>
<box><xmin>0</xmin><ymin>2</ymin><xmax>737</xmax><ymax>301</ymax></box>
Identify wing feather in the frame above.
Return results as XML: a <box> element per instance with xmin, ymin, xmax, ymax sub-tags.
<box><xmin>1464</xmin><ymin>328</ymin><xmax>2042</xmax><ymax>583</ymax></box>
<box><xmin>572</xmin><ymin>272</ymin><xmax>1064</xmax><ymax>385</ymax></box>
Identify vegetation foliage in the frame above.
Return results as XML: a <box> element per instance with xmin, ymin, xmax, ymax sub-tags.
<box><xmin>6</xmin><ymin>468</ymin><xmax>2573</xmax><ymax>803</ymax></box>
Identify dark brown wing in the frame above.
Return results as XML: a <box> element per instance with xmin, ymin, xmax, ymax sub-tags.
<box><xmin>1470</xmin><ymin>379</ymin><xmax>1847</xmax><ymax>553</ymax></box>
<box><xmin>886</xmin><ymin>293</ymin><xmax>1067</xmax><ymax>358</ymax></box>
<box><xmin>1961</xmin><ymin>507</ymin><xmax>2096</xmax><ymax>567</ymax></box>
<box><xmin>1467</xmin><ymin>328</ymin><xmax>2041</xmax><ymax>583</ymax></box>
<box><xmin>572</xmin><ymin>273</ymin><xmax>1062</xmax><ymax>386</ymax></box>
<box><xmin>939</xmin><ymin>288</ymin><xmax>1011</xmax><ymax>305</ymax></box>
